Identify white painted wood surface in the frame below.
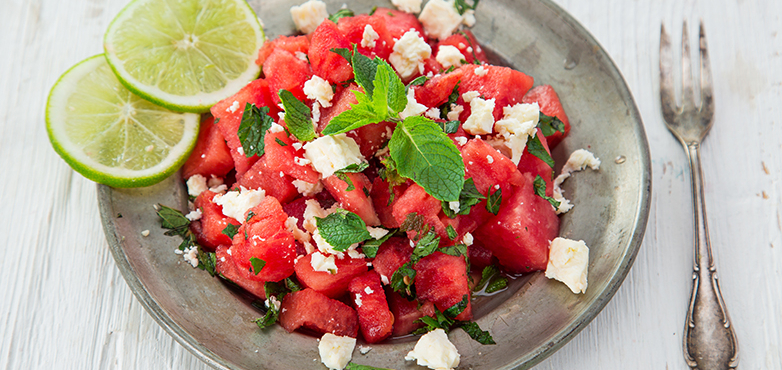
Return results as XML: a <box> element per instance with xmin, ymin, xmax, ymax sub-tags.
<box><xmin>1</xmin><ymin>0</ymin><xmax>780</xmax><ymax>369</ymax></box>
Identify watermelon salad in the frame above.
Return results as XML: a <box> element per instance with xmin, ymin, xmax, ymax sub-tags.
<box><xmin>155</xmin><ymin>0</ymin><xmax>601</xmax><ymax>369</ymax></box>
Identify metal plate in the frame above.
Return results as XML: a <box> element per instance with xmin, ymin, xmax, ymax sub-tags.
<box><xmin>98</xmin><ymin>0</ymin><xmax>651</xmax><ymax>368</ymax></box>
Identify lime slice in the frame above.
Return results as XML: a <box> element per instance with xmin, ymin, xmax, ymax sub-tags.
<box><xmin>103</xmin><ymin>0</ymin><xmax>264</xmax><ymax>113</ymax></box>
<box><xmin>46</xmin><ymin>55</ymin><xmax>200</xmax><ymax>188</ymax></box>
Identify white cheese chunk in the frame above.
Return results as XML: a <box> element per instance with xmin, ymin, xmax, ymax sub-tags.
<box><xmin>269</xmin><ymin>122</ymin><xmax>285</xmax><ymax>133</ymax></box>
<box><xmin>446</xmin><ymin>104</ymin><xmax>464</xmax><ymax>121</ymax></box>
<box><xmin>448</xmin><ymin>201</ymin><xmax>460</xmax><ymax>213</ymax></box>
<box><xmin>290</xmin><ymin>0</ymin><xmax>328</xmax><ymax>34</ymax></box>
<box><xmin>318</xmin><ymin>333</ymin><xmax>355</xmax><ymax>370</ymax></box>
<box><xmin>213</xmin><ymin>186</ymin><xmax>266</xmax><ymax>223</ymax></box>
<box><xmin>494</xmin><ymin>103</ymin><xmax>539</xmax><ymax>136</ymax></box>
<box><xmin>292</xmin><ymin>179</ymin><xmax>324</xmax><ymax>196</ymax></box>
<box><xmin>391</xmin><ymin>0</ymin><xmax>422</xmax><ymax>13</ymax></box>
<box><xmin>418</xmin><ymin>0</ymin><xmax>463</xmax><ymax>40</ymax></box>
<box><xmin>265</xmin><ymin>296</ymin><xmax>281</xmax><ymax>311</ymax></box>
<box><xmin>462</xmin><ymin>232</ymin><xmax>474</xmax><ymax>246</ymax></box>
<box><xmin>303</xmin><ymin>134</ymin><xmax>365</xmax><ymax>178</ymax></box>
<box><xmin>389</xmin><ymin>30</ymin><xmax>431</xmax><ymax>79</ymax></box>
<box><xmin>436</xmin><ymin>45</ymin><xmax>466</xmax><ymax>69</ymax></box>
<box><xmin>186</xmin><ymin>174</ymin><xmax>208</xmax><ymax>197</ymax></box>
<box><xmin>310</xmin><ymin>251</ymin><xmax>338</xmax><ymax>274</ymax></box>
<box><xmin>552</xmin><ymin>149</ymin><xmax>601</xmax><ymax>214</ymax></box>
<box><xmin>360</xmin><ymin>24</ymin><xmax>380</xmax><ymax>49</ymax></box>
<box><xmin>454</xmin><ymin>136</ymin><xmax>468</xmax><ymax>146</ymax></box>
<box><xmin>462</xmin><ymin>96</ymin><xmax>495</xmax><ymax>135</ymax></box>
<box><xmin>185</xmin><ymin>209</ymin><xmax>203</xmax><ymax>221</ymax></box>
<box><xmin>182</xmin><ymin>245</ymin><xmax>199</xmax><ymax>268</ymax></box>
<box><xmin>286</xmin><ymin>216</ymin><xmax>311</xmax><ymax>244</ymax></box>
<box><xmin>303</xmin><ymin>75</ymin><xmax>334</xmax><ymax>107</ymax></box>
<box><xmin>474</xmin><ymin>65</ymin><xmax>488</xmax><ymax>76</ymax></box>
<box><xmin>545</xmin><ymin>237</ymin><xmax>589</xmax><ymax>294</ymax></box>
<box><xmin>462</xmin><ymin>9</ymin><xmax>476</xmax><ymax>27</ymax></box>
<box><xmin>404</xmin><ymin>328</ymin><xmax>460</xmax><ymax>370</ymax></box>
<box><xmin>303</xmin><ymin>199</ymin><xmax>335</xmax><ymax>233</ymax></box>
<box><xmin>367</xmin><ymin>226</ymin><xmax>390</xmax><ymax>240</ymax></box>
<box><xmin>400</xmin><ymin>87</ymin><xmax>428</xmax><ymax>119</ymax></box>
<box><xmin>424</xmin><ymin>107</ymin><xmax>441</xmax><ymax>120</ymax></box>
<box><xmin>461</xmin><ymin>90</ymin><xmax>480</xmax><ymax>103</ymax></box>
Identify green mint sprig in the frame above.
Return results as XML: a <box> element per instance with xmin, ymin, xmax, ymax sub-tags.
<box><xmin>533</xmin><ymin>175</ymin><xmax>561</xmax><ymax>209</ymax></box>
<box><xmin>279</xmin><ymin>89</ymin><xmax>317</xmax><ymax>142</ymax></box>
<box><xmin>538</xmin><ymin>112</ymin><xmax>565</xmax><ymax>137</ymax></box>
<box><xmin>315</xmin><ymin>209</ymin><xmax>372</xmax><ymax>251</ymax></box>
<box><xmin>156</xmin><ymin>204</ymin><xmax>217</xmax><ymax>276</ymax></box>
<box><xmin>441</xmin><ymin>178</ymin><xmax>485</xmax><ymax>218</ymax></box>
<box><xmin>237</xmin><ymin>103</ymin><xmax>274</xmax><ymax>157</ymax></box>
<box><xmin>334</xmin><ymin>162</ymin><xmax>369</xmax><ymax>191</ymax></box>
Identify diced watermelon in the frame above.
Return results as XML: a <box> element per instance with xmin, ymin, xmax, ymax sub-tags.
<box><xmin>230</xmin><ymin>197</ymin><xmax>297</xmax><ymax>282</ymax></box>
<box><xmin>468</xmin><ymin>243</ymin><xmax>494</xmax><ymax>270</ymax></box>
<box><xmin>461</xmin><ymin>138</ymin><xmax>524</xmax><ymax>199</ymax></box>
<box><xmin>263</xmin><ymin>131</ymin><xmax>320</xmax><ymax>184</ymax></box>
<box><xmin>370</xmin><ymin>177</ymin><xmax>410</xmax><ymax>228</ymax></box>
<box><xmin>318</xmin><ymin>84</ymin><xmax>359</xmax><ymax>132</ymax></box>
<box><xmin>279</xmin><ymin>288</ymin><xmax>359</xmax><ymax>337</ymax></box>
<box><xmin>473</xmin><ymin>173</ymin><xmax>559</xmax><ymax>273</ymax></box>
<box><xmin>437</xmin><ymin>30</ymin><xmax>489</xmax><ymax>65</ymax></box>
<box><xmin>414</xmin><ymin>252</ymin><xmax>472</xmax><ymax>321</ymax></box>
<box><xmin>457</xmin><ymin>64</ymin><xmax>534</xmax><ymax>121</ymax></box>
<box><xmin>516</xmin><ymin>129</ymin><xmax>554</xmax><ymax>196</ymax></box>
<box><xmin>422</xmin><ymin>55</ymin><xmax>444</xmax><ymax>76</ymax></box>
<box><xmin>371</xmin><ymin>8</ymin><xmax>425</xmax><ymax>40</ymax></box>
<box><xmin>322</xmin><ymin>173</ymin><xmax>381</xmax><ymax>226</ymax></box>
<box><xmin>263</xmin><ymin>48</ymin><xmax>313</xmax><ymax>105</ymax></box>
<box><xmin>337</xmin><ymin>14</ymin><xmax>394</xmax><ymax>59</ymax></box>
<box><xmin>413</xmin><ymin>67</ymin><xmax>465</xmax><ymax>108</ymax></box>
<box><xmin>387</xmin><ymin>291</ymin><xmax>435</xmax><ymax>336</ymax></box>
<box><xmin>439</xmin><ymin>201</ymin><xmax>492</xmax><ymax>241</ymax></box>
<box><xmin>191</xmin><ymin>190</ymin><xmax>239</xmax><ymax>250</ymax></box>
<box><xmin>347</xmin><ymin>121</ymin><xmax>395</xmax><ymax>159</ymax></box>
<box><xmin>215</xmin><ymin>244</ymin><xmax>268</xmax><ymax>299</ymax></box>
<box><xmin>182</xmin><ymin>115</ymin><xmax>234</xmax><ymax>180</ymax></box>
<box><xmin>236</xmin><ymin>155</ymin><xmax>299</xmax><ymax>204</ymax></box>
<box><xmin>294</xmin><ymin>253</ymin><xmax>369</xmax><ymax>298</ymax></box>
<box><xmin>371</xmin><ymin>237</ymin><xmax>412</xmax><ymax>284</ymax></box>
<box><xmin>348</xmin><ymin>271</ymin><xmax>394</xmax><ymax>343</ymax></box>
<box><xmin>522</xmin><ymin>85</ymin><xmax>570</xmax><ymax>148</ymax></box>
<box><xmin>256</xmin><ymin>35</ymin><xmax>310</xmax><ymax>66</ymax></box>
<box><xmin>211</xmin><ymin>79</ymin><xmax>279</xmax><ymax>177</ymax></box>
<box><xmin>308</xmin><ymin>20</ymin><xmax>353</xmax><ymax>84</ymax></box>
<box><xmin>391</xmin><ymin>183</ymin><xmax>447</xmax><ymax>239</ymax></box>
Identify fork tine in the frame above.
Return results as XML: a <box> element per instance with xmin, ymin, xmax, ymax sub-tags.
<box><xmin>680</xmin><ymin>21</ymin><xmax>695</xmax><ymax>112</ymax></box>
<box><xmin>698</xmin><ymin>21</ymin><xmax>714</xmax><ymax>120</ymax></box>
<box><xmin>659</xmin><ymin>24</ymin><xmax>677</xmax><ymax>124</ymax></box>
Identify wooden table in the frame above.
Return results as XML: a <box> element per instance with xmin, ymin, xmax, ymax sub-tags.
<box><xmin>2</xmin><ymin>0</ymin><xmax>780</xmax><ymax>368</ymax></box>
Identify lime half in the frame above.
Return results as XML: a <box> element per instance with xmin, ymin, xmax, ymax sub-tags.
<box><xmin>46</xmin><ymin>55</ymin><xmax>200</xmax><ymax>188</ymax></box>
<box><xmin>103</xmin><ymin>0</ymin><xmax>264</xmax><ymax>113</ymax></box>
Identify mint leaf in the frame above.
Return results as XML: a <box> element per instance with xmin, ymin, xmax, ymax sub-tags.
<box><xmin>321</xmin><ymin>104</ymin><xmax>382</xmax><ymax>135</ymax></box>
<box><xmin>285</xmin><ymin>276</ymin><xmax>303</xmax><ymax>292</ymax></box>
<box><xmin>533</xmin><ymin>175</ymin><xmax>561</xmax><ymax>209</ymax></box>
<box><xmin>438</xmin><ymin>120</ymin><xmax>460</xmax><ymax>134</ymax></box>
<box><xmin>274</xmin><ymin>137</ymin><xmax>287</xmax><ymax>146</ymax></box>
<box><xmin>411</xmin><ymin>231</ymin><xmax>440</xmax><ymax>263</ymax></box>
<box><xmin>389</xmin><ymin>116</ymin><xmax>465</xmax><ymax>202</ymax></box>
<box><xmin>446</xmin><ymin>225</ymin><xmax>458</xmax><ymax>240</ymax></box>
<box><xmin>474</xmin><ymin>264</ymin><xmax>499</xmax><ymax>292</ymax></box>
<box><xmin>249</xmin><ymin>257</ymin><xmax>266</xmax><ymax>275</ymax></box>
<box><xmin>157</xmin><ymin>204</ymin><xmax>190</xmax><ymax>237</ymax></box>
<box><xmin>238</xmin><ymin>104</ymin><xmax>274</xmax><ymax>157</ymax></box>
<box><xmin>328</xmin><ymin>8</ymin><xmax>354</xmax><ymax>23</ymax></box>
<box><xmin>454</xmin><ymin>0</ymin><xmax>479</xmax><ymax>15</ymax></box>
<box><xmin>375</xmin><ymin>59</ymin><xmax>407</xmax><ymax>114</ymax></box>
<box><xmin>334</xmin><ymin>162</ymin><xmax>369</xmax><ymax>191</ymax></box>
<box><xmin>351</xmin><ymin>45</ymin><xmax>378</xmax><ymax>96</ymax></box>
<box><xmin>222</xmin><ymin>224</ymin><xmax>239</xmax><ymax>239</ymax></box>
<box><xmin>443</xmin><ymin>294</ymin><xmax>469</xmax><ymax>319</ymax></box>
<box><xmin>440</xmin><ymin>243</ymin><xmax>467</xmax><ymax>257</ymax></box>
<box><xmin>279</xmin><ymin>90</ymin><xmax>316</xmax><ymax>142</ymax></box>
<box><xmin>315</xmin><ymin>210</ymin><xmax>372</xmax><ymax>250</ymax></box>
<box><xmin>485</xmin><ymin>276</ymin><xmax>508</xmax><ymax>293</ymax></box>
<box><xmin>486</xmin><ymin>186</ymin><xmax>502</xmax><ymax>215</ymax></box>
<box><xmin>330</xmin><ymin>47</ymin><xmax>353</xmax><ymax>62</ymax></box>
<box><xmin>439</xmin><ymin>81</ymin><xmax>461</xmax><ymax>120</ymax></box>
<box><xmin>460</xmin><ymin>321</ymin><xmax>496</xmax><ymax>345</ymax></box>
<box><xmin>441</xmin><ymin>177</ymin><xmax>485</xmax><ymax>218</ymax></box>
<box><xmin>346</xmin><ymin>363</ymin><xmax>392</xmax><ymax>370</ymax></box>
<box><xmin>197</xmin><ymin>250</ymin><xmax>218</xmax><ymax>277</ymax></box>
<box><xmin>361</xmin><ymin>229</ymin><xmax>395</xmax><ymax>258</ymax></box>
<box><xmin>390</xmin><ymin>261</ymin><xmax>416</xmax><ymax>298</ymax></box>
<box><xmin>538</xmin><ymin>112</ymin><xmax>565</xmax><ymax>136</ymax></box>
<box><xmin>526</xmin><ymin>134</ymin><xmax>555</xmax><ymax>168</ymax></box>
<box><xmin>406</xmin><ymin>75</ymin><xmax>429</xmax><ymax>91</ymax></box>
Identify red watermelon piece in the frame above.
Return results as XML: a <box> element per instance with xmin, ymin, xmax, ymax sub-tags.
<box><xmin>371</xmin><ymin>237</ymin><xmax>412</xmax><ymax>284</ymax></box>
<box><xmin>337</xmin><ymin>14</ymin><xmax>394</xmax><ymax>59</ymax></box>
<box><xmin>370</xmin><ymin>177</ymin><xmax>411</xmax><ymax>228</ymax></box>
<box><xmin>256</xmin><ymin>35</ymin><xmax>310</xmax><ymax>66</ymax></box>
<box><xmin>263</xmin><ymin>130</ymin><xmax>320</xmax><ymax>184</ymax></box>
<box><xmin>522</xmin><ymin>85</ymin><xmax>570</xmax><ymax>148</ymax></box>
<box><xmin>263</xmin><ymin>48</ymin><xmax>313</xmax><ymax>105</ymax></box>
<box><xmin>391</xmin><ymin>183</ymin><xmax>447</xmax><ymax>240</ymax></box>
<box><xmin>413</xmin><ymin>67</ymin><xmax>465</xmax><ymax>108</ymax></box>
<box><xmin>461</xmin><ymin>138</ymin><xmax>525</xmax><ymax>199</ymax></box>
<box><xmin>371</xmin><ymin>8</ymin><xmax>425</xmax><ymax>40</ymax></box>
<box><xmin>308</xmin><ymin>20</ymin><xmax>353</xmax><ymax>84</ymax></box>
<box><xmin>182</xmin><ymin>115</ymin><xmax>234</xmax><ymax>180</ymax></box>
<box><xmin>236</xmin><ymin>155</ymin><xmax>299</xmax><ymax>204</ymax></box>
<box><xmin>279</xmin><ymin>288</ymin><xmax>359</xmax><ymax>337</ymax></box>
<box><xmin>348</xmin><ymin>271</ymin><xmax>394</xmax><ymax>343</ymax></box>
<box><xmin>323</xmin><ymin>173</ymin><xmax>381</xmax><ymax>226</ymax></box>
<box><xmin>473</xmin><ymin>173</ymin><xmax>559</xmax><ymax>273</ymax></box>
<box><xmin>215</xmin><ymin>244</ymin><xmax>268</xmax><ymax>299</ymax></box>
<box><xmin>437</xmin><ymin>29</ymin><xmax>489</xmax><ymax>65</ymax></box>
<box><xmin>387</xmin><ymin>291</ymin><xmax>435</xmax><ymax>336</ymax></box>
<box><xmin>318</xmin><ymin>84</ymin><xmax>359</xmax><ymax>132</ymax></box>
<box><xmin>414</xmin><ymin>252</ymin><xmax>472</xmax><ymax>321</ymax></box>
<box><xmin>191</xmin><ymin>190</ymin><xmax>239</xmax><ymax>250</ymax></box>
<box><xmin>516</xmin><ymin>129</ymin><xmax>554</xmax><ymax>196</ymax></box>
<box><xmin>457</xmin><ymin>64</ymin><xmax>534</xmax><ymax>122</ymax></box>
<box><xmin>294</xmin><ymin>253</ymin><xmax>369</xmax><ymax>298</ymax></box>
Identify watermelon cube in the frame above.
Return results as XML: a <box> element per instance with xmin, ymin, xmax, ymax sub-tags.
<box><xmin>256</xmin><ymin>35</ymin><xmax>310</xmax><ymax>66</ymax></box>
<box><xmin>294</xmin><ymin>253</ymin><xmax>369</xmax><ymax>298</ymax></box>
<box><xmin>308</xmin><ymin>20</ymin><xmax>353</xmax><ymax>84</ymax></box>
<box><xmin>182</xmin><ymin>115</ymin><xmax>234</xmax><ymax>180</ymax></box>
<box><xmin>215</xmin><ymin>244</ymin><xmax>267</xmax><ymax>299</ymax></box>
<box><xmin>348</xmin><ymin>271</ymin><xmax>394</xmax><ymax>343</ymax></box>
<box><xmin>414</xmin><ymin>252</ymin><xmax>472</xmax><ymax>321</ymax></box>
<box><xmin>191</xmin><ymin>190</ymin><xmax>239</xmax><ymax>250</ymax></box>
<box><xmin>236</xmin><ymin>155</ymin><xmax>299</xmax><ymax>204</ymax></box>
<box><xmin>323</xmin><ymin>173</ymin><xmax>381</xmax><ymax>226</ymax></box>
<box><xmin>522</xmin><ymin>85</ymin><xmax>570</xmax><ymax>148</ymax></box>
<box><xmin>371</xmin><ymin>237</ymin><xmax>412</xmax><ymax>284</ymax></box>
<box><xmin>279</xmin><ymin>288</ymin><xmax>359</xmax><ymax>337</ymax></box>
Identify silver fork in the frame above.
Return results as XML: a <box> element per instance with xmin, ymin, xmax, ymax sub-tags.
<box><xmin>659</xmin><ymin>21</ymin><xmax>739</xmax><ymax>370</ymax></box>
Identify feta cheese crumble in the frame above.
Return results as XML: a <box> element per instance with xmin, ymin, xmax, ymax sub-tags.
<box><xmin>436</xmin><ymin>45</ymin><xmax>466</xmax><ymax>69</ymax></box>
<box><xmin>360</xmin><ymin>24</ymin><xmax>380</xmax><ymax>49</ymax></box>
<box><xmin>141</xmin><ymin>229</ymin><xmax>150</xmax><ymax>237</ymax></box>
<box><xmin>367</xmin><ymin>226</ymin><xmax>389</xmax><ymax>240</ymax></box>
<box><xmin>310</xmin><ymin>251</ymin><xmax>338</xmax><ymax>274</ymax></box>
<box><xmin>400</xmin><ymin>87</ymin><xmax>428</xmax><ymax>119</ymax></box>
<box><xmin>545</xmin><ymin>237</ymin><xmax>589</xmax><ymax>293</ymax></box>
<box><xmin>552</xmin><ymin>149</ymin><xmax>601</xmax><ymax>214</ymax></box>
<box><xmin>182</xmin><ymin>245</ymin><xmax>199</xmax><ymax>268</ymax></box>
<box><xmin>391</xmin><ymin>0</ymin><xmax>422</xmax><ymax>13</ymax></box>
<box><xmin>446</xmin><ymin>104</ymin><xmax>464</xmax><ymax>121</ymax></box>
<box><xmin>462</xmin><ymin>232</ymin><xmax>474</xmax><ymax>246</ymax></box>
<box><xmin>404</xmin><ymin>328</ymin><xmax>460</xmax><ymax>370</ymax></box>
<box><xmin>448</xmin><ymin>201</ymin><xmax>460</xmax><ymax>213</ymax></box>
<box><xmin>213</xmin><ymin>186</ymin><xmax>266</xmax><ymax>223</ymax></box>
<box><xmin>418</xmin><ymin>0</ymin><xmax>464</xmax><ymax>40</ymax></box>
<box><xmin>474</xmin><ymin>65</ymin><xmax>488</xmax><ymax>76</ymax></box>
<box><xmin>292</xmin><ymin>179</ymin><xmax>323</xmax><ymax>196</ymax></box>
<box><xmin>389</xmin><ymin>30</ymin><xmax>431</xmax><ymax>79</ymax></box>
<box><xmin>185</xmin><ymin>209</ymin><xmax>203</xmax><ymax>221</ymax></box>
<box><xmin>303</xmin><ymin>134</ymin><xmax>365</xmax><ymax>178</ymax></box>
<box><xmin>265</xmin><ymin>296</ymin><xmax>282</xmax><ymax>311</ymax></box>
<box><xmin>318</xmin><ymin>333</ymin><xmax>355</xmax><ymax>370</ymax></box>
<box><xmin>454</xmin><ymin>136</ymin><xmax>468</xmax><ymax>146</ymax></box>
<box><xmin>290</xmin><ymin>0</ymin><xmax>328</xmax><ymax>34</ymax></box>
<box><xmin>186</xmin><ymin>174</ymin><xmax>208</xmax><ymax>197</ymax></box>
<box><xmin>227</xmin><ymin>100</ymin><xmax>240</xmax><ymax>113</ymax></box>
<box><xmin>491</xmin><ymin>103</ymin><xmax>541</xmax><ymax>165</ymax></box>
<box><xmin>303</xmin><ymin>75</ymin><xmax>334</xmax><ymax>107</ymax></box>
<box><xmin>358</xmin><ymin>345</ymin><xmax>372</xmax><ymax>354</ymax></box>
<box><xmin>462</xmin><ymin>96</ymin><xmax>496</xmax><ymax>135</ymax></box>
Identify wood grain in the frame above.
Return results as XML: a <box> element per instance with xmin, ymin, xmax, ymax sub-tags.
<box><xmin>1</xmin><ymin>0</ymin><xmax>780</xmax><ymax>369</ymax></box>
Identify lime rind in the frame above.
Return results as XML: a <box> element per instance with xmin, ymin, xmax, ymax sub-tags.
<box><xmin>47</xmin><ymin>55</ymin><xmax>200</xmax><ymax>188</ymax></box>
<box><xmin>103</xmin><ymin>0</ymin><xmax>265</xmax><ymax>113</ymax></box>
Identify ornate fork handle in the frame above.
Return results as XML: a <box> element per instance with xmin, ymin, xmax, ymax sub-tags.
<box><xmin>682</xmin><ymin>142</ymin><xmax>739</xmax><ymax>370</ymax></box>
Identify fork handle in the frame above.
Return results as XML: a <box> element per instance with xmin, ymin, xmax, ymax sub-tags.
<box><xmin>683</xmin><ymin>142</ymin><xmax>739</xmax><ymax>370</ymax></box>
